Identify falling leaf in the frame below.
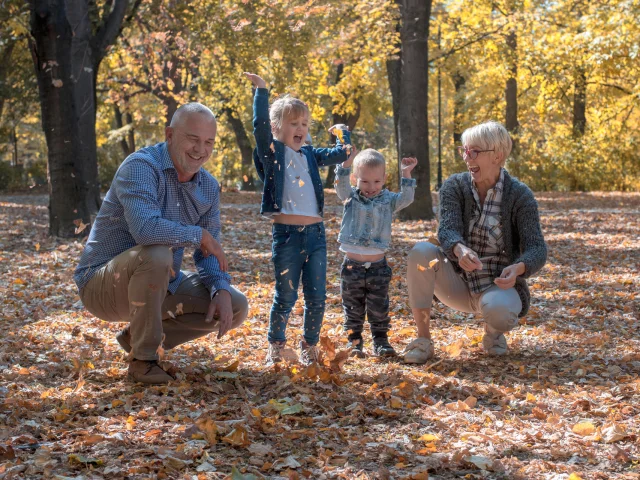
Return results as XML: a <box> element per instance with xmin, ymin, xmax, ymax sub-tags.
<box><xmin>417</xmin><ymin>264</ymin><xmax>427</xmax><ymax>272</ymax></box>
<box><xmin>52</xmin><ymin>78</ymin><xmax>63</xmax><ymax>87</ymax></box>
<box><xmin>131</xmin><ymin>301</ymin><xmax>146</xmax><ymax>307</ymax></box>
<box><xmin>428</xmin><ymin>258</ymin><xmax>439</xmax><ymax>268</ymax></box>
<box><xmin>35</xmin><ymin>243</ymin><xmax>40</xmax><ymax>252</ymax></box>
<box><xmin>73</xmin><ymin>218</ymin><xmax>89</xmax><ymax>234</ymax></box>
<box><xmin>280</xmin><ymin>269</ymin><xmax>289</xmax><ymax>275</ymax></box>
<box><xmin>270</xmin><ymin>142</ymin><xmax>275</xmax><ymax>153</ymax></box>
<box><xmin>243</xmin><ymin>175</ymin><xmax>249</xmax><ymax>182</ymax></box>
<box><xmin>298</xmin><ymin>179</ymin><xmax>305</xmax><ymax>187</ymax></box>
<box><xmin>175</xmin><ymin>303</ymin><xmax>183</xmax><ymax>315</ymax></box>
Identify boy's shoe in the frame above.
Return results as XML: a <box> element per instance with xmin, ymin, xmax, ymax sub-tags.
<box><xmin>372</xmin><ymin>336</ymin><xmax>397</xmax><ymax>357</ymax></box>
<box><xmin>266</xmin><ymin>341</ymin><xmax>286</xmax><ymax>365</ymax></box>
<box><xmin>116</xmin><ymin>327</ymin><xmax>132</xmax><ymax>353</ymax></box>
<box><xmin>128</xmin><ymin>359</ymin><xmax>173</xmax><ymax>384</ymax></box>
<box><xmin>403</xmin><ymin>338</ymin><xmax>435</xmax><ymax>364</ymax></box>
<box><xmin>348</xmin><ymin>338</ymin><xmax>366</xmax><ymax>358</ymax></box>
<box><xmin>482</xmin><ymin>325</ymin><xmax>508</xmax><ymax>355</ymax></box>
<box><xmin>299</xmin><ymin>340</ymin><xmax>320</xmax><ymax>366</ymax></box>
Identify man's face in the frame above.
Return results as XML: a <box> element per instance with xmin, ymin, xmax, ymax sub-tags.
<box><xmin>356</xmin><ymin>165</ymin><xmax>386</xmax><ymax>198</ymax></box>
<box><xmin>274</xmin><ymin>112</ymin><xmax>309</xmax><ymax>152</ymax></box>
<box><xmin>166</xmin><ymin>113</ymin><xmax>217</xmax><ymax>182</ymax></box>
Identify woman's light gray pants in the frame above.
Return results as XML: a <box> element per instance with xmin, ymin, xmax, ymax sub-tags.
<box><xmin>407</xmin><ymin>242</ymin><xmax>522</xmax><ymax>333</ymax></box>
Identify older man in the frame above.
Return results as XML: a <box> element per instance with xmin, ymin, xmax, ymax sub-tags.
<box><xmin>74</xmin><ymin>103</ymin><xmax>248</xmax><ymax>384</ymax></box>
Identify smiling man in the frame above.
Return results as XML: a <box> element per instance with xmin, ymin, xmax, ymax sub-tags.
<box><xmin>74</xmin><ymin>103</ymin><xmax>248</xmax><ymax>384</ymax></box>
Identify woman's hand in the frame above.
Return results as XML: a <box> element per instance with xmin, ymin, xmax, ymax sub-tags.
<box><xmin>494</xmin><ymin>263</ymin><xmax>525</xmax><ymax>289</ymax></box>
<box><xmin>243</xmin><ymin>72</ymin><xmax>267</xmax><ymax>89</ymax></box>
<box><xmin>454</xmin><ymin>243</ymin><xmax>483</xmax><ymax>272</ymax></box>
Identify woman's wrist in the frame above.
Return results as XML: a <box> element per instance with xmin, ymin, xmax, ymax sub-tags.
<box><xmin>515</xmin><ymin>262</ymin><xmax>526</xmax><ymax>276</ymax></box>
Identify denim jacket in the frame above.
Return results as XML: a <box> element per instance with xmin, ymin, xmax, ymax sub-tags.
<box><xmin>252</xmin><ymin>88</ymin><xmax>351</xmax><ymax>217</ymax></box>
<box><xmin>335</xmin><ymin>165</ymin><xmax>417</xmax><ymax>251</ymax></box>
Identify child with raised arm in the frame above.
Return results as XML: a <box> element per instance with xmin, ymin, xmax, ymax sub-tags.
<box><xmin>334</xmin><ymin>148</ymin><xmax>417</xmax><ymax>357</ymax></box>
<box><xmin>244</xmin><ymin>72</ymin><xmax>353</xmax><ymax>366</ymax></box>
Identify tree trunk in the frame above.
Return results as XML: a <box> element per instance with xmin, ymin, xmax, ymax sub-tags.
<box><xmin>504</xmin><ymin>29</ymin><xmax>519</xmax><ymax>177</ymax></box>
<box><xmin>0</xmin><ymin>40</ymin><xmax>16</xmax><ymax>120</ymax></box>
<box><xmin>394</xmin><ymin>0</ymin><xmax>433</xmax><ymax>221</ymax></box>
<box><xmin>386</xmin><ymin>26</ymin><xmax>402</xmax><ymax>179</ymax></box>
<box><xmin>452</xmin><ymin>72</ymin><xmax>465</xmax><ymax>144</ymax></box>
<box><xmin>223</xmin><ymin>108</ymin><xmax>257</xmax><ymax>191</ymax></box>
<box><xmin>573</xmin><ymin>67</ymin><xmax>586</xmax><ymax>137</ymax></box>
<box><xmin>114</xmin><ymin>104</ymin><xmax>135</xmax><ymax>157</ymax></box>
<box><xmin>325</xmin><ymin>64</ymin><xmax>361</xmax><ymax>188</ymax></box>
<box><xmin>29</xmin><ymin>0</ymin><xmax>133</xmax><ymax>237</ymax></box>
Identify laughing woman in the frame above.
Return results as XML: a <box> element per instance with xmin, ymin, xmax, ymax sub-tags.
<box><xmin>403</xmin><ymin>121</ymin><xmax>547</xmax><ymax>364</ymax></box>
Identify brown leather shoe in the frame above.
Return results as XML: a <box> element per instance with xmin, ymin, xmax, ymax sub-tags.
<box><xmin>127</xmin><ymin>359</ymin><xmax>174</xmax><ymax>384</ymax></box>
<box><xmin>116</xmin><ymin>327</ymin><xmax>132</xmax><ymax>353</ymax></box>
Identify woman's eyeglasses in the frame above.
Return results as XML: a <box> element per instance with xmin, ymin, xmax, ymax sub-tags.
<box><xmin>457</xmin><ymin>146</ymin><xmax>495</xmax><ymax>160</ymax></box>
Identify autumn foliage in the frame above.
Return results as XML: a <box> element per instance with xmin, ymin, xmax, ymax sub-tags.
<box><xmin>1</xmin><ymin>190</ymin><xmax>638</xmax><ymax>479</ymax></box>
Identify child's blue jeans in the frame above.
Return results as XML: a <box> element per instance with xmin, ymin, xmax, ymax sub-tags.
<box><xmin>269</xmin><ymin>222</ymin><xmax>327</xmax><ymax>346</ymax></box>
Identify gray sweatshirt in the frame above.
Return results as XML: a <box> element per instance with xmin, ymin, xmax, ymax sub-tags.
<box><xmin>437</xmin><ymin>170</ymin><xmax>547</xmax><ymax>317</ymax></box>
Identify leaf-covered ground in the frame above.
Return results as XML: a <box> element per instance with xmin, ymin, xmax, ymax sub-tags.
<box><xmin>0</xmin><ymin>191</ymin><xmax>638</xmax><ymax>480</ymax></box>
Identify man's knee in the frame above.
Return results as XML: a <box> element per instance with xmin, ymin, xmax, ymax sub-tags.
<box><xmin>231</xmin><ymin>291</ymin><xmax>249</xmax><ymax>329</ymax></box>
<box><xmin>138</xmin><ymin>245</ymin><xmax>173</xmax><ymax>270</ymax></box>
<box><xmin>482</xmin><ymin>302</ymin><xmax>519</xmax><ymax>333</ymax></box>
<box><xmin>408</xmin><ymin>242</ymin><xmax>440</xmax><ymax>267</ymax></box>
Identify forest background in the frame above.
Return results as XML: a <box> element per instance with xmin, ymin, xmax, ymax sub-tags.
<box><xmin>1</xmin><ymin>0</ymin><xmax>639</xmax><ymax>235</ymax></box>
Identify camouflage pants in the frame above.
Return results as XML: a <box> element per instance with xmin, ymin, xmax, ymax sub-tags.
<box><xmin>340</xmin><ymin>257</ymin><xmax>392</xmax><ymax>340</ymax></box>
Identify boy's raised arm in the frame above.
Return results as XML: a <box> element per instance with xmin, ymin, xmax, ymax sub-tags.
<box><xmin>393</xmin><ymin>157</ymin><xmax>418</xmax><ymax>212</ymax></box>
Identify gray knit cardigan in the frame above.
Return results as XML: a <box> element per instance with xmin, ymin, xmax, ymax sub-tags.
<box><xmin>437</xmin><ymin>170</ymin><xmax>547</xmax><ymax>317</ymax></box>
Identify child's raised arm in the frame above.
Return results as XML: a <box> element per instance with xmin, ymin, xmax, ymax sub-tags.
<box><xmin>311</xmin><ymin>124</ymin><xmax>352</xmax><ymax>168</ymax></box>
<box><xmin>393</xmin><ymin>157</ymin><xmax>418</xmax><ymax>212</ymax></box>
<box><xmin>334</xmin><ymin>146</ymin><xmax>358</xmax><ymax>202</ymax></box>
<box><xmin>244</xmin><ymin>72</ymin><xmax>273</xmax><ymax>179</ymax></box>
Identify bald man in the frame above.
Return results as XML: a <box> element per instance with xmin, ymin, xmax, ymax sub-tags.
<box><xmin>75</xmin><ymin>103</ymin><xmax>248</xmax><ymax>384</ymax></box>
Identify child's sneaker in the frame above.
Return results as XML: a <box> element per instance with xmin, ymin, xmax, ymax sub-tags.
<box><xmin>372</xmin><ymin>336</ymin><xmax>397</xmax><ymax>357</ymax></box>
<box><xmin>348</xmin><ymin>337</ymin><xmax>366</xmax><ymax>358</ymax></box>
<box><xmin>266</xmin><ymin>341</ymin><xmax>286</xmax><ymax>365</ymax></box>
<box><xmin>299</xmin><ymin>340</ymin><xmax>319</xmax><ymax>366</ymax></box>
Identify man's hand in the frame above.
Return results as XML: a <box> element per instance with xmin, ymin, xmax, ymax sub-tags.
<box><xmin>494</xmin><ymin>263</ymin><xmax>525</xmax><ymax>289</ymax></box>
<box><xmin>201</xmin><ymin>228</ymin><xmax>228</xmax><ymax>272</ymax></box>
<box><xmin>205</xmin><ymin>290</ymin><xmax>233</xmax><ymax>339</ymax></box>
<box><xmin>454</xmin><ymin>243</ymin><xmax>483</xmax><ymax>272</ymax></box>
<box><xmin>244</xmin><ymin>72</ymin><xmax>267</xmax><ymax>89</ymax></box>
<box><xmin>401</xmin><ymin>157</ymin><xmax>418</xmax><ymax>178</ymax></box>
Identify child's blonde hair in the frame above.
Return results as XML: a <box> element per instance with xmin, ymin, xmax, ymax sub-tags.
<box><xmin>269</xmin><ymin>95</ymin><xmax>309</xmax><ymax>131</ymax></box>
<box><xmin>353</xmin><ymin>148</ymin><xmax>386</xmax><ymax>176</ymax></box>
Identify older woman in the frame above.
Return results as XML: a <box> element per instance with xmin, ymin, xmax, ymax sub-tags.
<box><xmin>403</xmin><ymin>121</ymin><xmax>547</xmax><ymax>364</ymax></box>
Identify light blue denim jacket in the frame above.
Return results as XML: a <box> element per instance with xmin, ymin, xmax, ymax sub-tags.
<box><xmin>335</xmin><ymin>165</ymin><xmax>417</xmax><ymax>251</ymax></box>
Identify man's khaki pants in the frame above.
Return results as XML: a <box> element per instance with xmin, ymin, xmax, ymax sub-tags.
<box><xmin>407</xmin><ymin>242</ymin><xmax>522</xmax><ymax>333</ymax></box>
<box><xmin>80</xmin><ymin>245</ymin><xmax>249</xmax><ymax>361</ymax></box>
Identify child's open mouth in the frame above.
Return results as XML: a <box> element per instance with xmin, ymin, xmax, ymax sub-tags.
<box><xmin>469</xmin><ymin>166</ymin><xmax>480</xmax><ymax>174</ymax></box>
<box><xmin>293</xmin><ymin>135</ymin><xmax>302</xmax><ymax>143</ymax></box>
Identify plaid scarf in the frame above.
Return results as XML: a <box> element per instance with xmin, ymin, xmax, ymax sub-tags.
<box><xmin>464</xmin><ymin>169</ymin><xmax>510</xmax><ymax>293</ymax></box>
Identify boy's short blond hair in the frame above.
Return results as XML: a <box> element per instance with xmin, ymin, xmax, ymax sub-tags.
<box><xmin>269</xmin><ymin>95</ymin><xmax>309</xmax><ymax>131</ymax></box>
<box><xmin>353</xmin><ymin>148</ymin><xmax>386</xmax><ymax>176</ymax></box>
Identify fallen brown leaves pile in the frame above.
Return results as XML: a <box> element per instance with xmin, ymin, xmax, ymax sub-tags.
<box><xmin>0</xmin><ymin>191</ymin><xmax>638</xmax><ymax>479</ymax></box>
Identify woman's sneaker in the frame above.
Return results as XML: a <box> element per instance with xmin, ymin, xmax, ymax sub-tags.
<box><xmin>403</xmin><ymin>337</ymin><xmax>435</xmax><ymax>364</ymax></box>
<box><xmin>373</xmin><ymin>336</ymin><xmax>397</xmax><ymax>357</ymax></box>
<box><xmin>299</xmin><ymin>340</ymin><xmax>320</xmax><ymax>366</ymax></box>
<box><xmin>348</xmin><ymin>337</ymin><xmax>366</xmax><ymax>358</ymax></box>
<box><xmin>266</xmin><ymin>341</ymin><xmax>286</xmax><ymax>365</ymax></box>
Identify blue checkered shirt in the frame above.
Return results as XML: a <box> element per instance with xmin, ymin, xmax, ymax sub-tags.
<box><xmin>464</xmin><ymin>168</ymin><xmax>509</xmax><ymax>293</ymax></box>
<box><xmin>74</xmin><ymin>142</ymin><xmax>231</xmax><ymax>296</ymax></box>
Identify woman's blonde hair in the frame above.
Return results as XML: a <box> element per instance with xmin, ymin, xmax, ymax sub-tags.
<box><xmin>269</xmin><ymin>95</ymin><xmax>309</xmax><ymax>131</ymax></box>
<box><xmin>461</xmin><ymin>121</ymin><xmax>512</xmax><ymax>167</ymax></box>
